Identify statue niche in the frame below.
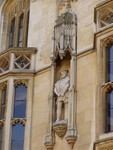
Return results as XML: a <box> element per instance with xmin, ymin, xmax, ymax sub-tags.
<box><xmin>54</xmin><ymin>69</ymin><xmax>70</xmax><ymax>123</ymax></box>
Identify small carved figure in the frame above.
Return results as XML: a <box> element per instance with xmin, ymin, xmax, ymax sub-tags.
<box><xmin>54</xmin><ymin>70</ymin><xmax>70</xmax><ymax>122</ymax></box>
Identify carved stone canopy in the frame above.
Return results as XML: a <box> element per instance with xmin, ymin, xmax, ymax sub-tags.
<box><xmin>51</xmin><ymin>6</ymin><xmax>77</xmax><ymax>61</ymax></box>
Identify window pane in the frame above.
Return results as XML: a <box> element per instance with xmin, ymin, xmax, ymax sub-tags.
<box><xmin>0</xmin><ymin>128</ymin><xmax>3</xmax><ymax>150</ymax></box>
<box><xmin>110</xmin><ymin>45</ymin><xmax>113</xmax><ymax>62</ymax></box>
<box><xmin>11</xmin><ymin>124</ymin><xmax>25</xmax><ymax>150</ymax></box>
<box><xmin>106</xmin><ymin>45</ymin><xmax>113</xmax><ymax>82</ymax></box>
<box><xmin>9</xmin><ymin>18</ymin><xmax>15</xmax><ymax>47</ymax></box>
<box><xmin>25</xmin><ymin>11</ymin><xmax>29</xmax><ymax>46</ymax></box>
<box><xmin>0</xmin><ymin>88</ymin><xmax>7</xmax><ymax>119</ymax></box>
<box><xmin>106</xmin><ymin>91</ymin><xmax>113</xmax><ymax>132</ymax></box>
<box><xmin>109</xmin><ymin>62</ymin><xmax>113</xmax><ymax>81</ymax></box>
<box><xmin>13</xmin><ymin>84</ymin><xmax>27</xmax><ymax>118</ymax></box>
<box><xmin>18</xmin><ymin>14</ymin><xmax>24</xmax><ymax>47</ymax></box>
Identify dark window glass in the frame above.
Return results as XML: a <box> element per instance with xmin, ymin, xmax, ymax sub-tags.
<box><xmin>106</xmin><ymin>91</ymin><xmax>113</xmax><ymax>132</ymax></box>
<box><xmin>11</xmin><ymin>124</ymin><xmax>25</xmax><ymax>150</ymax></box>
<box><xmin>0</xmin><ymin>127</ymin><xmax>3</xmax><ymax>150</ymax></box>
<box><xmin>13</xmin><ymin>84</ymin><xmax>27</xmax><ymax>118</ymax></box>
<box><xmin>9</xmin><ymin>18</ymin><xmax>15</xmax><ymax>47</ymax></box>
<box><xmin>18</xmin><ymin>14</ymin><xmax>24</xmax><ymax>47</ymax></box>
<box><xmin>106</xmin><ymin>45</ymin><xmax>113</xmax><ymax>82</ymax></box>
<box><xmin>25</xmin><ymin>11</ymin><xmax>29</xmax><ymax>46</ymax></box>
<box><xmin>0</xmin><ymin>88</ymin><xmax>7</xmax><ymax>119</ymax></box>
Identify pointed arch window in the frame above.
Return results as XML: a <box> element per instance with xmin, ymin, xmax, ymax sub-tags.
<box><xmin>13</xmin><ymin>83</ymin><xmax>27</xmax><ymax>118</ymax></box>
<box><xmin>7</xmin><ymin>0</ymin><xmax>30</xmax><ymax>48</ymax></box>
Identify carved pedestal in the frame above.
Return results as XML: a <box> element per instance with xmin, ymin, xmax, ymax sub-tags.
<box><xmin>53</xmin><ymin>121</ymin><xmax>67</xmax><ymax>138</ymax></box>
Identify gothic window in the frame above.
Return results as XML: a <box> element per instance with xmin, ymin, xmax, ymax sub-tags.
<box><xmin>13</xmin><ymin>83</ymin><xmax>27</xmax><ymax>118</ymax></box>
<box><xmin>8</xmin><ymin>0</ymin><xmax>30</xmax><ymax>48</ymax></box>
<box><xmin>11</xmin><ymin>123</ymin><xmax>25</xmax><ymax>150</ymax></box>
<box><xmin>11</xmin><ymin>82</ymin><xmax>27</xmax><ymax>150</ymax></box>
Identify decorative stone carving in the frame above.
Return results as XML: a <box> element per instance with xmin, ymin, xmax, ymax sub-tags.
<box><xmin>66</xmin><ymin>135</ymin><xmax>77</xmax><ymax>149</ymax></box>
<box><xmin>53</xmin><ymin>121</ymin><xmax>67</xmax><ymax>138</ymax></box>
<box><xmin>44</xmin><ymin>134</ymin><xmax>55</xmax><ymax>150</ymax></box>
<box><xmin>0</xmin><ymin>48</ymin><xmax>37</xmax><ymax>76</ymax></box>
<box><xmin>12</xmin><ymin>118</ymin><xmax>26</xmax><ymax>126</ymax></box>
<box><xmin>0</xmin><ymin>55</ymin><xmax>10</xmax><ymax>73</ymax></box>
<box><xmin>0</xmin><ymin>120</ymin><xmax>4</xmax><ymax>128</ymax></box>
<box><xmin>95</xmin><ymin>1</ymin><xmax>113</xmax><ymax>30</ymax></box>
<box><xmin>9</xmin><ymin>0</ymin><xmax>30</xmax><ymax>18</ymax></box>
<box><xmin>51</xmin><ymin>4</ymin><xmax>77</xmax><ymax>61</ymax></box>
<box><xmin>102</xmin><ymin>82</ymin><xmax>113</xmax><ymax>92</ymax></box>
<box><xmin>45</xmin><ymin>3</ymin><xmax>77</xmax><ymax>150</ymax></box>
<box><xmin>54</xmin><ymin>70</ymin><xmax>70</xmax><ymax>122</ymax></box>
<box><xmin>14</xmin><ymin>54</ymin><xmax>31</xmax><ymax>69</ymax></box>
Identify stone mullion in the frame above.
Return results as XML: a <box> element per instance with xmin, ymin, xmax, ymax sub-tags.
<box><xmin>23</xmin><ymin>11</ymin><xmax>27</xmax><ymax>47</ymax></box>
<box><xmin>24</xmin><ymin>79</ymin><xmax>33</xmax><ymax>150</ymax></box>
<box><xmin>4</xmin><ymin>78</ymin><xmax>14</xmax><ymax>150</ymax></box>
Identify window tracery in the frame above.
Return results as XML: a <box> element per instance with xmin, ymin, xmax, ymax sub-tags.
<box><xmin>95</xmin><ymin>1</ymin><xmax>113</xmax><ymax>30</ymax></box>
<box><xmin>8</xmin><ymin>0</ymin><xmax>30</xmax><ymax>48</ymax></box>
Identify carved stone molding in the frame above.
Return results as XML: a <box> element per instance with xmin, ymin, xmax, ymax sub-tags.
<box><xmin>53</xmin><ymin>121</ymin><xmax>67</xmax><ymax>138</ymax></box>
<box><xmin>0</xmin><ymin>120</ymin><xmax>4</xmax><ymax>128</ymax></box>
<box><xmin>12</xmin><ymin>118</ymin><xmax>26</xmax><ymax>126</ymax></box>
<box><xmin>66</xmin><ymin>135</ymin><xmax>77</xmax><ymax>149</ymax></box>
<box><xmin>14</xmin><ymin>80</ymin><xmax>28</xmax><ymax>87</ymax></box>
<box><xmin>95</xmin><ymin>138</ymin><xmax>113</xmax><ymax>150</ymax></box>
<box><xmin>101</xmin><ymin>36</ymin><xmax>113</xmax><ymax>47</ymax></box>
<box><xmin>9</xmin><ymin>0</ymin><xmax>30</xmax><ymax>18</ymax></box>
<box><xmin>102</xmin><ymin>82</ymin><xmax>113</xmax><ymax>92</ymax></box>
<box><xmin>44</xmin><ymin>134</ymin><xmax>55</xmax><ymax>150</ymax></box>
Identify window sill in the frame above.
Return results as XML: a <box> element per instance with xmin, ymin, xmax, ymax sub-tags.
<box><xmin>99</xmin><ymin>132</ymin><xmax>113</xmax><ymax>140</ymax></box>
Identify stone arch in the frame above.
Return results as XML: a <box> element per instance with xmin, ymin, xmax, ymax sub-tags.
<box><xmin>102</xmin><ymin>36</ymin><xmax>113</xmax><ymax>48</ymax></box>
<box><xmin>12</xmin><ymin>118</ymin><xmax>26</xmax><ymax>126</ymax></box>
<box><xmin>14</xmin><ymin>80</ymin><xmax>28</xmax><ymax>87</ymax></box>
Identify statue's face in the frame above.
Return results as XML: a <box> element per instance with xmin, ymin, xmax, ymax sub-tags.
<box><xmin>60</xmin><ymin>70</ymin><xmax>68</xmax><ymax>78</ymax></box>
